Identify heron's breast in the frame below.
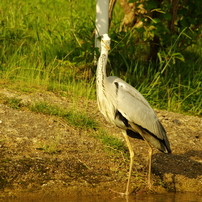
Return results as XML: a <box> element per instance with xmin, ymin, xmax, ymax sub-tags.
<box><xmin>97</xmin><ymin>97</ymin><xmax>116</xmax><ymax>125</ymax></box>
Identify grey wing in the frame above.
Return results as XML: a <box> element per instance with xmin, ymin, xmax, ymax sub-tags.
<box><xmin>108</xmin><ymin>77</ymin><xmax>165</xmax><ymax>140</ymax></box>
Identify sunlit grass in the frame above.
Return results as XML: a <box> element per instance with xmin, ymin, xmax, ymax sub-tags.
<box><xmin>2</xmin><ymin>97</ymin><xmax>23</xmax><ymax>109</ymax></box>
<box><xmin>30</xmin><ymin>101</ymin><xmax>98</xmax><ymax>129</ymax></box>
<box><xmin>0</xmin><ymin>0</ymin><xmax>201</xmax><ymax>116</ymax></box>
<box><xmin>93</xmin><ymin>129</ymin><xmax>128</xmax><ymax>157</ymax></box>
<box><xmin>36</xmin><ymin>136</ymin><xmax>61</xmax><ymax>154</ymax></box>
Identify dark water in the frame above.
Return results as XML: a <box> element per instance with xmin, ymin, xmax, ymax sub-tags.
<box><xmin>2</xmin><ymin>193</ymin><xmax>202</xmax><ymax>202</ymax></box>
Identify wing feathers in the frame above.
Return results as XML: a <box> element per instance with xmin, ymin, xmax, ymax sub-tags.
<box><xmin>108</xmin><ymin>77</ymin><xmax>168</xmax><ymax>140</ymax></box>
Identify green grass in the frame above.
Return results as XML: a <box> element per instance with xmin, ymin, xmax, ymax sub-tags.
<box><xmin>0</xmin><ymin>0</ymin><xmax>96</xmax><ymax>95</ymax></box>
<box><xmin>2</xmin><ymin>97</ymin><xmax>23</xmax><ymax>109</ymax></box>
<box><xmin>94</xmin><ymin>129</ymin><xmax>128</xmax><ymax>157</ymax></box>
<box><xmin>63</xmin><ymin>111</ymin><xmax>97</xmax><ymax>129</ymax></box>
<box><xmin>29</xmin><ymin>101</ymin><xmax>98</xmax><ymax>129</ymax></box>
<box><xmin>29</xmin><ymin>101</ymin><xmax>65</xmax><ymax>116</ymax></box>
<box><xmin>0</xmin><ymin>0</ymin><xmax>201</xmax><ymax>116</ymax></box>
<box><xmin>36</xmin><ymin>136</ymin><xmax>61</xmax><ymax>154</ymax></box>
<box><xmin>0</xmin><ymin>95</ymin><xmax>97</xmax><ymax>130</ymax></box>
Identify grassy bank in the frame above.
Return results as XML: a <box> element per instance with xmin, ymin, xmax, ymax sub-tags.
<box><xmin>0</xmin><ymin>0</ymin><xmax>201</xmax><ymax>116</ymax></box>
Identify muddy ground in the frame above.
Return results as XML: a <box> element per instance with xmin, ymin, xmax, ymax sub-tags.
<box><xmin>0</xmin><ymin>88</ymin><xmax>201</xmax><ymax>199</ymax></box>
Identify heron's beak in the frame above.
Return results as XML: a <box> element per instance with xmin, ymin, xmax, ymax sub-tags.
<box><xmin>101</xmin><ymin>39</ymin><xmax>111</xmax><ymax>50</ymax></box>
<box><xmin>106</xmin><ymin>45</ymin><xmax>111</xmax><ymax>50</ymax></box>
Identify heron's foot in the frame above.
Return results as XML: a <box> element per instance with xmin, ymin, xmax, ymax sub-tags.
<box><xmin>147</xmin><ymin>184</ymin><xmax>157</xmax><ymax>193</ymax></box>
<box><xmin>135</xmin><ymin>183</ymin><xmax>157</xmax><ymax>194</ymax></box>
<box><xmin>147</xmin><ymin>180</ymin><xmax>157</xmax><ymax>192</ymax></box>
<box><xmin>147</xmin><ymin>182</ymin><xmax>152</xmax><ymax>190</ymax></box>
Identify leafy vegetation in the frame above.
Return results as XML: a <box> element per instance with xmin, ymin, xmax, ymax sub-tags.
<box><xmin>123</xmin><ymin>0</ymin><xmax>202</xmax><ymax>62</ymax></box>
<box><xmin>0</xmin><ymin>0</ymin><xmax>201</xmax><ymax>117</ymax></box>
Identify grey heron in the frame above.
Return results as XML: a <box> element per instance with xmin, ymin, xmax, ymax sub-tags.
<box><xmin>96</xmin><ymin>34</ymin><xmax>171</xmax><ymax>195</ymax></box>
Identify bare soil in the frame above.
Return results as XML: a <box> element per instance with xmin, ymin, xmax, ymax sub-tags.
<box><xmin>0</xmin><ymin>88</ymin><xmax>201</xmax><ymax>199</ymax></box>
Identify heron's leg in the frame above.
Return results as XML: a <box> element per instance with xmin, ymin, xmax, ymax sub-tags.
<box><xmin>122</xmin><ymin>131</ymin><xmax>134</xmax><ymax>195</ymax></box>
<box><xmin>147</xmin><ymin>146</ymin><xmax>153</xmax><ymax>188</ymax></box>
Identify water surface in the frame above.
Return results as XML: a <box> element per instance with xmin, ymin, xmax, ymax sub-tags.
<box><xmin>2</xmin><ymin>193</ymin><xmax>202</xmax><ymax>202</ymax></box>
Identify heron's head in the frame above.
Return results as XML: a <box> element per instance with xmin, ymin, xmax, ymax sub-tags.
<box><xmin>101</xmin><ymin>34</ymin><xmax>111</xmax><ymax>51</ymax></box>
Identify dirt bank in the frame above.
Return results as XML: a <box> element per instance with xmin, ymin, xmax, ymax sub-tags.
<box><xmin>0</xmin><ymin>88</ymin><xmax>201</xmax><ymax>198</ymax></box>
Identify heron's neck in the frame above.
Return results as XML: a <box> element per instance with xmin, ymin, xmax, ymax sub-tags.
<box><xmin>96</xmin><ymin>50</ymin><xmax>108</xmax><ymax>85</ymax></box>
